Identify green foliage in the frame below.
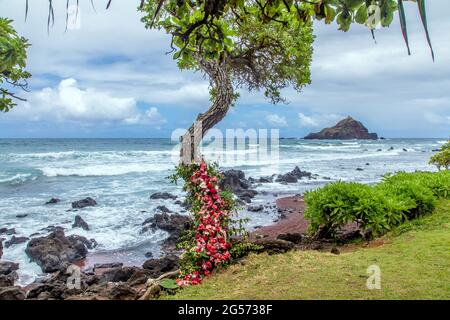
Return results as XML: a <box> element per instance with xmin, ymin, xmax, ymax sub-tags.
<box><xmin>229</xmin><ymin>241</ymin><xmax>263</xmax><ymax>261</ymax></box>
<box><xmin>429</xmin><ymin>141</ymin><xmax>450</xmax><ymax>171</ymax></box>
<box><xmin>305</xmin><ymin>171</ymin><xmax>450</xmax><ymax>239</ymax></box>
<box><xmin>159</xmin><ymin>278</ymin><xmax>179</xmax><ymax>290</ymax></box>
<box><xmin>0</xmin><ymin>18</ymin><xmax>31</xmax><ymax>112</ymax></box>
<box><xmin>141</xmin><ymin>1</ymin><xmax>315</xmax><ymax>103</ymax></box>
<box><xmin>140</xmin><ymin>0</ymin><xmax>413</xmax><ymax>65</ymax></box>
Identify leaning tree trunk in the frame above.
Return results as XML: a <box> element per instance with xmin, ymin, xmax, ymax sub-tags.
<box><xmin>180</xmin><ymin>57</ymin><xmax>233</xmax><ymax>165</ymax></box>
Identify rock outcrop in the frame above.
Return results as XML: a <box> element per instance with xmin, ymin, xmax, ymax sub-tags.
<box><xmin>304</xmin><ymin>116</ymin><xmax>378</xmax><ymax>140</ymax></box>
<box><xmin>4</xmin><ymin>236</ymin><xmax>29</xmax><ymax>248</ymax></box>
<box><xmin>142</xmin><ymin>256</ymin><xmax>179</xmax><ymax>278</ymax></box>
<box><xmin>25</xmin><ymin>228</ymin><xmax>94</xmax><ymax>273</ymax></box>
<box><xmin>0</xmin><ymin>261</ymin><xmax>19</xmax><ymax>290</ymax></box>
<box><xmin>45</xmin><ymin>198</ymin><xmax>60</xmax><ymax>205</ymax></box>
<box><xmin>72</xmin><ymin>215</ymin><xmax>90</xmax><ymax>231</ymax></box>
<box><xmin>219</xmin><ymin>169</ymin><xmax>258</xmax><ymax>203</ymax></box>
<box><xmin>141</xmin><ymin>213</ymin><xmax>191</xmax><ymax>251</ymax></box>
<box><xmin>0</xmin><ymin>228</ymin><xmax>15</xmax><ymax>236</ymax></box>
<box><xmin>276</xmin><ymin>166</ymin><xmax>313</xmax><ymax>183</ymax></box>
<box><xmin>71</xmin><ymin>197</ymin><xmax>97</xmax><ymax>209</ymax></box>
<box><xmin>150</xmin><ymin>192</ymin><xmax>177</xmax><ymax>200</ymax></box>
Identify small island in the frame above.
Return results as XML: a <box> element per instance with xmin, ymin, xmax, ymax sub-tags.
<box><xmin>304</xmin><ymin>116</ymin><xmax>378</xmax><ymax>140</ymax></box>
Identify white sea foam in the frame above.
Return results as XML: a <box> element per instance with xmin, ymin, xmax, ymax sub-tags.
<box><xmin>0</xmin><ymin>173</ymin><xmax>35</xmax><ymax>184</ymax></box>
<box><xmin>40</xmin><ymin>162</ymin><xmax>174</xmax><ymax>177</ymax></box>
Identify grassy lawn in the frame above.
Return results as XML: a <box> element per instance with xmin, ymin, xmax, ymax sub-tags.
<box><xmin>165</xmin><ymin>200</ymin><xmax>450</xmax><ymax>300</ymax></box>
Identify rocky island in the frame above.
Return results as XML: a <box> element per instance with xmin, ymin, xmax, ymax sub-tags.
<box><xmin>304</xmin><ymin>116</ymin><xmax>378</xmax><ymax>140</ymax></box>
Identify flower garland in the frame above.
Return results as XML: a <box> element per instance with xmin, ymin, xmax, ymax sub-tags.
<box><xmin>176</xmin><ymin>161</ymin><xmax>233</xmax><ymax>286</ymax></box>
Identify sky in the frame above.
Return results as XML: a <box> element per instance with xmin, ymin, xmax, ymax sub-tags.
<box><xmin>0</xmin><ymin>0</ymin><xmax>449</xmax><ymax>138</ymax></box>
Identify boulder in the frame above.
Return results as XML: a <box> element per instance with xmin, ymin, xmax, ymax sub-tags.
<box><xmin>220</xmin><ymin>169</ymin><xmax>250</xmax><ymax>191</ymax></box>
<box><xmin>304</xmin><ymin>116</ymin><xmax>378</xmax><ymax>140</ymax></box>
<box><xmin>156</xmin><ymin>205</ymin><xmax>172</xmax><ymax>213</ymax></box>
<box><xmin>4</xmin><ymin>236</ymin><xmax>29</xmax><ymax>248</ymax></box>
<box><xmin>276</xmin><ymin>166</ymin><xmax>312</xmax><ymax>183</ymax></box>
<box><xmin>98</xmin><ymin>267</ymin><xmax>139</xmax><ymax>284</ymax></box>
<box><xmin>251</xmin><ymin>239</ymin><xmax>294</xmax><ymax>254</ymax></box>
<box><xmin>142</xmin><ymin>255</ymin><xmax>179</xmax><ymax>278</ymax></box>
<box><xmin>0</xmin><ymin>272</ymin><xmax>17</xmax><ymax>287</ymax></box>
<box><xmin>248</xmin><ymin>176</ymin><xmax>274</xmax><ymax>183</ymax></box>
<box><xmin>141</xmin><ymin>213</ymin><xmax>191</xmax><ymax>251</ymax></box>
<box><xmin>25</xmin><ymin>229</ymin><xmax>91</xmax><ymax>273</ymax></box>
<box><xmin>93</xmin><ymin>263</ymin><xmax>123</xmax><ymax>270</ymax></box>
<box><xmin>0</xmin><ymin>228</ymin><xmax>16</xmax><ymax>236</ymax></box>
<box><xmin>72</xmin><ymin>215</ymin><xmax>90</xmax><ymax>231</ymax></box>
<box><xmin>142</xmin><ymin>213</ymin><xmax>191</xmax><ymax>233</ymax></box>
<box><xmin>219</xmin><ymin>170</ymin><xmax>258</xmax><ymax>203</ymax></box>
<box><xmin>46</xmin><ymin>198</ymin><xmax>61</xmax><ymax>205</ymax></box>
<box><xmin>126</xmin><ymin>269</ymin><xmax>153</xmax><ymax>286</ymax></box>
<box><xmin>237</xmin><ymin>190</ymin><xmax>258</xmax><ymax>203</ymax></box>
<box><xmin>0</xmin><ymin>261</ymin><xmax>19</xmax><ymax>275</ymax></box>
<box><xmin>0</xmin><ymin>239</ymin><xmax>3</xmax><ymax>259</ymax></box>
<box><xmin>71</xmin><ymin>197</ymin><xmax>97</xmax><ymax>209</ymax></box>
<box><xmin>247</xmin><ymin>205</ymin><xmax>264</xmax><ymax>212</ymax></box>
<box><xmin>106</xmin><ymin>283</ymin><xmax>138</xmax><ymax>300</ymax></box>
<box><xmin>0</xmin><ymin>287</ymin><xmax>25</xmax><ymax>300</ymax></box>
<box><xmin>277</xmin><ymin>233</ymin><xmax>305</xmax><ymax>244</ymax></box>
<box><xmin>150</xmin><ymin>192</ymin><xmax>177</xmax><ymax>200</ymax></box>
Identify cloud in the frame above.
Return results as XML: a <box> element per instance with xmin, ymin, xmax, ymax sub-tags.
<box><xmin>9</xmin><ymin>78</ymin><xmax>165</xmax><ymax>125</ymax></box>
<box><xmin>298</xmin><ymin>112</ymin><xmax>343</xmax><ymax>128</ymax></box>
<box><xmin>266</xmin><ymin>114</ymin><xmax>288</xmax><ymax>127</ymax></box>
<box><xmin>124</xmin><ymin>107</ymin><xmax>166</xmax><ymax>126</ymax></box>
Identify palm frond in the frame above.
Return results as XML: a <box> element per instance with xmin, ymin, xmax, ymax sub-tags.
<box><xmin>417</xmin><ymin>0</ymin><xmax>434</xmax><ymax>61</ymax></box>
<box><xmin>397</xmin><ymin>0</ymin><xmax>411</xmax><ymax>55</ymax></box>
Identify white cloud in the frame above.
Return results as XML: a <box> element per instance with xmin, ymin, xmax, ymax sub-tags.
<box><xmin>9</xmin><ymin>78</ymin><xmax>165</xmax><ymax>125</ymax></box>
<box><xmin>298</xmin><ymin>112</ymin><xmax>343</xmax><ymax>128</ymax></box>
<box><xmin>124</xmin><ymin>107</ymin><xmax>166</xmax><ymax>126</ymax></box>
<box><xmin>266</xmin><ymin>114</ymin><xmax>288</xmax><ymax>127</ymax></box>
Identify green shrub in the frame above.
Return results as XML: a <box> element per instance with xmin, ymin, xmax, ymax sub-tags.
<box><xmin>305</xmin><ymin>182</ymin><xmax>370</xmax><ymax>238</ymax></box>
<box><xmin>429</xmin><ymin>141</ymin><xmax>450</xmax><ymax>170</ymax></box>
<box><xmin>304</xmin><ymin>171</ymin><xmax>448</xmax><ymax>239</ymax></box>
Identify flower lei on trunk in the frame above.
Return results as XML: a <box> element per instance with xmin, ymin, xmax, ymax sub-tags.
<box><xmin>170</xmin><ymin>161</ymin><xmax>261</xmax><ymax>287</ymax></box>
<box><xmin>171</xmin><ymin>161</ymin><xmax>234</xmax><ymax>286</ymax></box>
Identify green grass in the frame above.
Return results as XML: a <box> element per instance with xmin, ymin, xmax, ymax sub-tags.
<box><xmin>165</xmin><ymin>200</ymin><xmax>450</xmax><ymax>300</ymax></box>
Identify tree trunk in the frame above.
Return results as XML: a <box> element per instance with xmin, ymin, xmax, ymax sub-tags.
<box><xmin>180</xmin><ymin>58</ymin><xmax>233</xmax><ymax>165</ymax></box>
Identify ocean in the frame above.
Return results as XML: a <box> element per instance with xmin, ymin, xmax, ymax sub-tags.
<box><xmin>0</xmin><ymin>138</ymin><xmax>444</xmax><ymax>284</ymax></box>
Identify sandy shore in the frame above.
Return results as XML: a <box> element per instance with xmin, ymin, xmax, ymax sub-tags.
<box><xmin>250</xmin><ymin>195</ymin><xmax>308</xmax><ymax>240</ymax></box>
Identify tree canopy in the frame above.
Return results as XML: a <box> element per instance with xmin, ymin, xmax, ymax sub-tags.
<box><xmin>0</xmin><ymin>17</ymin><xmax>31</xmax><ymax>112</ymax></box>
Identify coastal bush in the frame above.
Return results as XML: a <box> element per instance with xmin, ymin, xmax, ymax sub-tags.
<box><xmin>304</xmin><ymin>171</ymin><xmax>449</xmax><ymax>239</ymax></box>
<box><xmin>429</xmin><ymin>141</ymin><xmax>450</xmax><ymax>170</ymax></box>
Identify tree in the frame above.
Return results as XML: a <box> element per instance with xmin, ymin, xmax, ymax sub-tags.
<box><xmin>0</xmin><ymin>18</ymin><xmax>31</xmax><ymax>112</ymax></box>
<box><xmin>138</xmin><ymin>0</ymin><xmax>434</xmax><ymax>164</ymax></box>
